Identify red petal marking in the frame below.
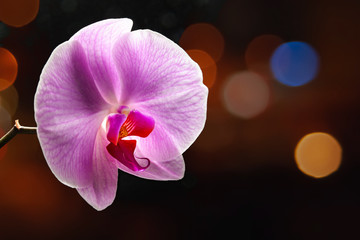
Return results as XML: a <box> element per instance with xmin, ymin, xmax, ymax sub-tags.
<box><xmin>120</xmin><ymin>110</ymin><xmax>155</xmax><ymax>138</ymax></box>
<box><xmin>106</xmin><ymin>140</ymin><xmax>150</xmax><ymax>172</ymax></box>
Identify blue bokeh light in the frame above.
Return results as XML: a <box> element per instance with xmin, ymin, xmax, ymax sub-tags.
<box><xmin>270</xmin><ymin>41</ymin><xmax>319</xmax><ymax>87</ymax></box>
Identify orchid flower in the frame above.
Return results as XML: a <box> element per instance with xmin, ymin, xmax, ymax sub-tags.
<box><xmin>34</xmin><ymin>18</ymin><xmax>208</xmax><ymax>210</ymax></box>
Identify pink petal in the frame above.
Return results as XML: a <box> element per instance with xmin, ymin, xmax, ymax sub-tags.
<box><xmin>113</xmin><ymin>30</ymin><xmax>208</xmax><ymax>162</ymax></box>
<box><xmin>110</xmin><ymin>150</ymin><xmax>185</xmax><ymax>180</ymax></box>
<box><xmin>136</xmin><ymin>154</ymin><xmax>185</xmax><ymax>180</ymax></box>
<box><xmin>71</xmin><ymin>18</ymin><xmax>133</xmax><ymax>105</ymax></box>
<box><xmin>135</xmin><ymin>90</ymin><xmax>207</xmax><ymax>162</ymax></box>
<box><xmin>35</xmin><ymin>40</ymin><xmax>109</xmax><ymax>188</ymax></box>
<box><xmin>107</xmin><ymin>140</ymin><xmax>150</xmax><ymax>172</ymax></box>
<box><xmin>106</xmin><ymin>113</ymin><xmax>126</xmax><ymax>145</ymax></box>
<box><xmin>77</xmin><ymin>126</ymin><xmax>118</xmax><ymax>211</ymax></box>
<box><xmin>122</xmin><ymin>110</ymin><xmax>155</xmax><ymax>138</ymax></box>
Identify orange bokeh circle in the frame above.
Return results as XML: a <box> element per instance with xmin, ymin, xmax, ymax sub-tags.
<box><xmin>187</xmin><ymin>49</ymin><xmax>217</xmax><ymax>88</ymax></box>
<box><xmin>180</xmin><ymin>23</ymin><xmax>224</xmax><ymax>62</ymax></box>
<box><xmin>0</xmin><ymin>0</ymin><xmax>39</xmax><ymax>27</ymax></box>
<box><xmin>0</xmin><ymin>48</ymin><xmax>18</xmax><ymax>91</ymax></box>
<box><xmin>295</xmin><ymin>132</ymin><xmax>342</xmax><ymax>178</ymax></box>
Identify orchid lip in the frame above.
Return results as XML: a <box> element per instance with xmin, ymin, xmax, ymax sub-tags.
<box><xmin>107</xmin><ymin>141</ymin><xmax>150</xmax><ymax>172</ymax></box>
<box><xmin>106</xmin><ymin>107</ymin><xmax>155</xmax><ymax>171</ymax></box>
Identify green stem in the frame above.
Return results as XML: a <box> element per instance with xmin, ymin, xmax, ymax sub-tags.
<box><xmin>0</xmin><ymin>120</ymin><xmax>37</xmax><ymax>148</ymax></box>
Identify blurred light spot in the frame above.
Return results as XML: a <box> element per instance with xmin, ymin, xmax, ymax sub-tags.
<box><xmin>186</xmin><ymin>49</ymin><xmax>216</xmax><ymax>88</ymax></box>
<box><xmin>0</xmin><ymin>85</ymin><xmax>18</xmax><ymax>116</ymax></box>
<box><xmin>0</xmin><ymin>47</ymin><xmax>17</xmax><ymax>91</ymax></box>
<box><xmin>222</xmin><ymin>71</ymin><xmax>270</xmax><ymax>119</ymax></box>
<box><xmin>295</xmin><ymin>132</ymin><xmax>342</xmax><ymax>178</ymax></box>
<box><xmin>179</xmin><ymin>23</ymin><xmax>224</xmax><ymax>62</ymax></box>
<box><xmin>0</xmin><ymin>106</ymin><xmax>11</xmax><ymax>132</ymax></box>
<box><xmin>245</xmin><ymin>34</ymin><xmax>284</xmax><ymax>80</ymax></box>
<box><xmin>61</xmin><ymin>0</ymin><xmax>78</xmax><ymax>13</ymax></box>
<box><xmin>271</xmin><ymin>41</ymin><xmax>319</xmax><ymax>87</ymax></box>
<box><xmin>0</xmin><ymin>128</ymin><xmax>8</xmax><ymax>161</ymax></box>
<box><xmin>0</xmin><ymin>164</ymin><xmax>68</xmax><ymax>224</ymax></box>
<box><xmin>0</xmin><ymin>0</ymin><xmax>39</xmax><ymax>27</ymax></box>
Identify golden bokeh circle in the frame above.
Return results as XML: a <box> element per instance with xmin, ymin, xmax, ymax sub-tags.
<box><xmin>295</xmin><ymin>132</ymin><xmax>342</xmax><ymax>178</ymax></box>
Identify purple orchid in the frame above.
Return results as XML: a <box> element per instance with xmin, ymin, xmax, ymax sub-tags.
<box><xmin>34</xmin><ymin>19</ymin><xmax>208</xmax><ymax>210</ymax></box>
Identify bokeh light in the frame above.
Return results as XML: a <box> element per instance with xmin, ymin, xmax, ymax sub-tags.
<box><xmin>222</xmin><ymin>71</ymin><xmax>270</xmax><ymax>119</ymax></box>
<box><xmin>295</xmin><ymin>132</ymin><xmax>342</xmax><ymax>178</ymax></box>
<box><xmin>0</xmin><ymin>163</ymin><xmax>71</xmax><ymax>225</ymax></box>
<box><xmin>0</xmin><ymin>85</ymin><xmax>19</xmax><ymax>116</ymax></box>
<box><xmin>0</xmin><ymin>0</ymin><xmax>39</xmax><ymax>27</ymax></box>
<box><xmin>186</xmin><ymin>49</ymin><xmax>217</xmax><ymax>88</ymax></box>
<box><xmin>245</xmin><ymin>34</ymin><xmax>283</xmax><ymax>80</ymax></box>
<box><xmin>179</xmin><ymin>23</ymin><xmax>224</xmax><ymax>62</ymax></box>
<box><xmin>0</xmin><ymin>47</ymin><xmax>18</xmax><ymax>91</ymax></box>
<box><xmin>271</xmin><ymin>41</ymin><xmax>319</xmax><ymax>87</ymax></box>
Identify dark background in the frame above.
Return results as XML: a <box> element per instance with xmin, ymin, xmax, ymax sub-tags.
<box><xmin>1</xmin><ymin>0</ymin><xmax>360</xmax><ymax>239</ymax></box>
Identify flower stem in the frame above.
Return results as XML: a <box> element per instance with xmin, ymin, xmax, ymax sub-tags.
<box><xmin>0</xmin><ymin>120</ymin><xmax>37</xmax><ymax>149</ymax></box>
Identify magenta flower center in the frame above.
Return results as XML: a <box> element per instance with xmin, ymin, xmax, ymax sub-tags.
<box><xmin>106</xmin><ymin>106</ymin><xmax>155</xmax><ymax>172</ymax></box>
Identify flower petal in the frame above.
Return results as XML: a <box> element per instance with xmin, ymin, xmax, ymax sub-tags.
<box><xmin>110</xmin><ymin>151</ymin><xmax>185</xmax><ymax>180</ymax></box>
<box><xmin>135</xmin><ymin>89</ymin><xmax>207</xmax><ymax>162</ymax></box>
<box><xmin>106</xmin><ymin>113</ymin><xmax>126</xmax><ymax>145</ymax></box>
<box><xmin>113</xmin><ymin>29</ymin><xmax>205</xmax><ymax>104</ymax></box>
<box><xmin>113</xmin><ymin>30</ymin><xmax>208</xmax><ymax>161</ymax></box>
<box><xmin>77</xmin><ymin>127</ymin><xmax>118</xmax><ymax>211</ymax></box>
<box><xmin>122</xmin><ymin>110</ymin><xmax>155</xmax><ymax>138</ymax></box>
<box><xmin>71</xmin><ymin>18</ymin><xmax>133</xmax><ymax>104</ymax></box>
<box><xmin>138</xmin><ymin>154</ymin><xmax>185</xmax><ymax>180</ymax></box>
<box><xmin>107</xmin><ymin>140</ymin><xmax>150</xmax><ymax>172</ymax></box>
<box><xmin>35</xmin><ymin>40</ymin><xmax>108</xmax><ymax>188</ymax></box>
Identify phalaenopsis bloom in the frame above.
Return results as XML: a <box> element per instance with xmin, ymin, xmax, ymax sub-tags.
<box><xmin>34</xmin><ymin>19</ymin><xmax>208</xmax><ymax>210</ymax></box>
